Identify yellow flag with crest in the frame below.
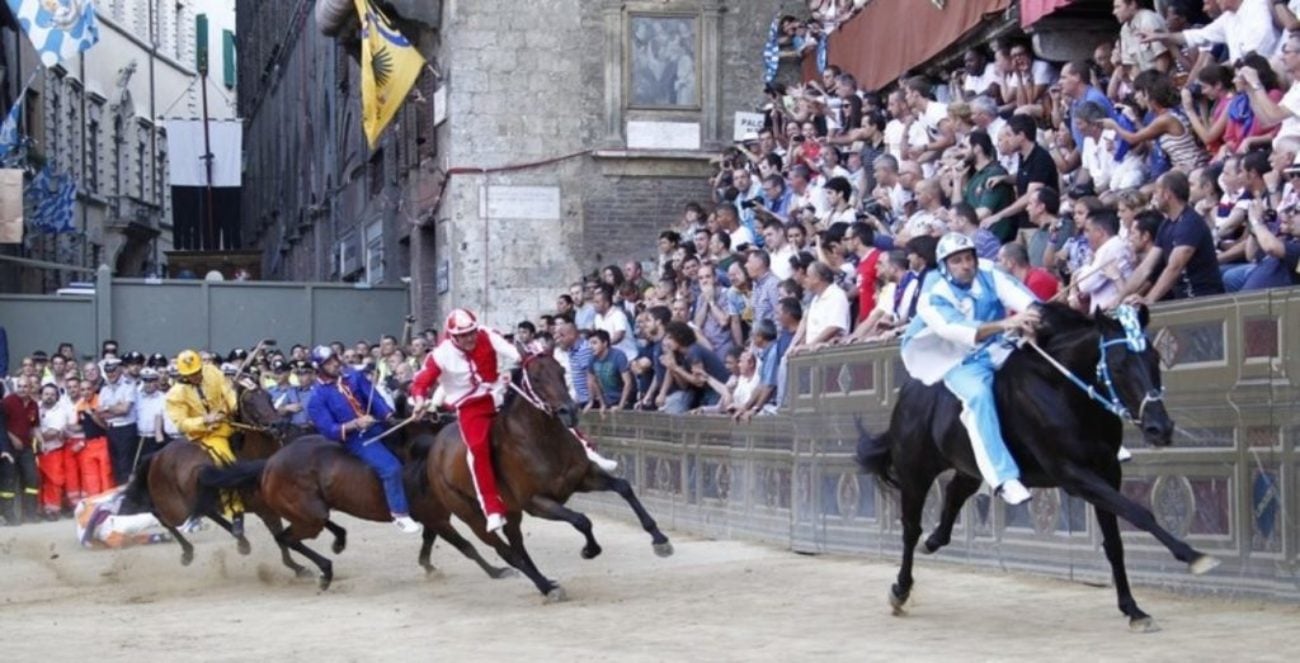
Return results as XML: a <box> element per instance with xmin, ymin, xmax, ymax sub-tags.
<box><xmin>354</xmin><ymin>0</ymin><xmax>425</xmax><ymax>149</ymax></box>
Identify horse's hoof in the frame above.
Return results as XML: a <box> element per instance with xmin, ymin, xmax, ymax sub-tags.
<box><xmin>237</xmin><ymin>538</ymin><xmax>251</xmax><ymax>556</ymax></box>
<box><xmin>921</xmin><ymin>539</ymin><xmax>940</xmax><ymax>555</ymax></box>
<box><xmin>581</xmin><ymin>544</ymin><xmax>602</xmax><ymax>560</ymax></box>
<box><xmin>332</xmin><ymin>540</ymin><xmax>346</xmax><ymax>555</ymax></box>
<box><xmin>421</xmin><ymin>564</ymin><xmax>437</xmax><ymax>576</ymax></box>
<box><xmin>1129</xmin><ymin>616</ymin><xmax>1160</xmax><ymax>633</ymax></box>
<box><xmin>180</xmin><ymin>550</ymin><xmax>194</xmax><ymax>567</ymax></box>
<box><xmin>889</xmin><ymin>584</ymin><xmax>910</xmax><ymax>617</ymax></box>
<box><xmin>653</xmin><ymin>541</ymin><xmax>674</xmax><ymax>558</ymax></box>
<box><xmin>489</xmin><ymin>567</ymin><xmax>516</xmax><ymax>580</ymax></box>
<box><xmin>318</xmin><ymin>575</ymin><xmax>333</xmax><ymax>591</ymax></box>
<box><xmin>1189</xmin><ymin>554</ymin><xmax>1221</xmax><ymax>576</ymax></box>
<box><xmin>543</xmin><ymin>585</ymin><xmax>568</xmax><ymax>604</ymax></box>
<box><xmin>294</xmin><ymin>567</ymin><xmax>314</xmax><ymax>579</ymax></box>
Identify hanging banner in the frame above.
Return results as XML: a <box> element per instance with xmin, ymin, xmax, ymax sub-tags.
<box><xmin>0</xmin><ymin>168</ymin><xmax>23</xmax><ymax>243</ymax></box>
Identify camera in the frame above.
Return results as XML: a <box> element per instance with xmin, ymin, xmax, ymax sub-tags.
<box><xmin>739</xmin><ymin>199</ymin><xmax>758</xmax><ymax>210</ymax></box>
<box><xmin>861</xmin><ymin>200</ymin><xmax>889</xmax><ymax>219</ymax></box>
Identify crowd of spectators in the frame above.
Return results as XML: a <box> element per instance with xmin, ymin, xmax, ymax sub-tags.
<box><xmin>523</xmin><ymin>0</ymin><xmax>1300</xmax><ymax>418</ymax></box>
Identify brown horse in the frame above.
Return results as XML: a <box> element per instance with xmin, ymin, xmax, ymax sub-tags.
<box><xmin>411</xmin><ymin>352</ymin><xmax>674</xmax><ymax>601</ymax></box>
<box><xmin>121</xmin><ymin>385</ymin><xmax>312</xmax><ymax>577</ymax></box>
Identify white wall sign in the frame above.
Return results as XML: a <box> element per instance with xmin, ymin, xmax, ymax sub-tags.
<box><xmin>733</xmin><ymin>112</ymin><xmax>765</xmax><ymax>142</ymax></box>
<box><xmin>626</xmin><ymin>121</ymin><xmax>701</xmax><ymax>150</ymax></box>
<box><xmin>433</xmin><ymin>86</ymin><xmax>448</xmax><ymax>127</ymax></box>
<box><xmin>436</xmin><ymin>260</ymin><xmax>450</xmax><ymax>294</ymax></box>
<box><xmin>484</xmin><ymin>185</ymin><xmax>561</xmax><ymax>220</ymax></box>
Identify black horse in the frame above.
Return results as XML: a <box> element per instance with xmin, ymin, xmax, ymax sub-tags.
<box><xmin>856</xmin><ymin>303</ymin><xmax>1219</xmax><ymax>632</ymax></box>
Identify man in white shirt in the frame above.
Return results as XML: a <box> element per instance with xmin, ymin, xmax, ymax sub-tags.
<box><xmin>884</xmin><ymin>89</ymin><xmax>913</xmax><ymax>159</ymax></box>
<box><xmin>592</xmin><ymin>284</ymin><xmax>639</xmax><ymax>360</ymax></box>
<box><xmin>795</xmin><ymin>261</ymin><xmax>850</xmax><ymax>352</ymax></box>
<box><xmin>959</xmin><ymin>50</ymin><xmax>1001</xmax><ymax>99</ymax></box>
<box><xmin>970</xmin><ymin>96</ymin><xmax>1018</xmax><ymax>174</ymax></box>
<box><xmin>37</xmin><ymin>383</ymin><xmax>78</xmax><ymax>518</ymax></box>
<box><xmin>1074</xmin><ymin>209</ymin><xmax>1133</xmax><ymax>313</ymax></box>
<box><xmin>901</xmin><ymin>179</ymin><xmax>950</xmax><ymax>241</ymax></box>
<box><xmin>761</xmin><ymin>219</ymin><xmax>797</xmax><ymax>280</ymax></box>
<box><xmin>96</xmin><ymin>356</ymin><xmax>139</xmax><ymax>485</ymax></box>
<box><xmin>903</xmin><ymin>76</ymin><xmax>953</xmax><ymax>176</ymax></box>
<box><xmin>1141</xmin><ymin>0</ymin><xmax>1280</xmax><ymax>63</ymax></box>
<box><xmin>134</xmin><ymin>368</ymin><xmax>168</xmax><ymax>454</ymax></box>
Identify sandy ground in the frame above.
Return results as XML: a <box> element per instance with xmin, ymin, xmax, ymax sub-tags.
<box><xmin>0</xmin><ymin>510</ymin><xmax>1295</xmax><ymax>663</ymax></box>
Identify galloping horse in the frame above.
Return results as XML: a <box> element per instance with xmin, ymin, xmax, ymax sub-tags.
<box><xmin>411</xmin><ymin>352</ymin><xmax>673</xmax><ymax>601</ymax></box>
<box><xmin>252</xmin><ymin>419</ymin><xmax>513</xmax><ymax>590</ymax></box>
<box><xmin>122</xmin><ymin>384</ymin><xmax>312</xmax><ymax>577</ymax></box>
<box><xmin>855</xmin><ymin>303</ymin><xmax>1219</xmax><ymax>631</ymax></box>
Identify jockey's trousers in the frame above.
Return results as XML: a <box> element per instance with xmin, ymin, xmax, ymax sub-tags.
<box><xmin>943</xmin><ymin>349</ymin><xmax>1021</xmax><ymax>490</ymax></box>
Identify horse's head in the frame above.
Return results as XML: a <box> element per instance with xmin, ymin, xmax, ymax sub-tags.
<box><xmin>516</xmin><ymin>352</ymin><xmax>580</xmax><ymax>429</ymax></box>
<box><xmin>1094</xmin><ymin>304</ymin><xmax>1173</xmax><ymax>447</ymax></box>
<box><xmin>237</xmin><ymin>380</ymin><xmax>281</xmax><ymax>429</ymax></box>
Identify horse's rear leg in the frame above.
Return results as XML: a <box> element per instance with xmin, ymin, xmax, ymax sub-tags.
<box><xmin>207</xmin><ymin>512</ymin><xmax>252</xmax><ymax>556</ymax></box>
<box><xmin>1063</xmin><ymin>466</ymin><xmax>1219</xmax><ymax>574</ymax></box>
<box><xmin>527</xmin><ymin>496</ymin><xmax>601</xmax><ymax>559</ymax></box>
<box><xmin>583</xmin><ymin>470</ymin><xmax>673</xmax><ymax>557</ymax></box>
<box><xmin>323</xmin><ymin>519</ymin><xmax>347</xmax><ymax>555</ymax></box>
<box><xmin>253</xmin><ymin>510</ymin><xmax>312</xmax><ymax>579</ymax></box>
<box><xmin>423</xmin><ymin>522</ymin><xmax>515</xmax><ymax>579</ymax></box>
<box><xmin>922</xmin><ymin>473</ymin><xmax>980</xmax><ymax>555</ymax></box>
<box><xmin>892</xmin><ymin>484</ymin><xmax>928</xmax><ymax>616</ymax></box>
<box><xmin>464</xmin><ymin>514</ymin><xmax>558</xmax><ymax>598</ymax></box>
<box><xmin>274</xmin><ymin>525</ymin><xmax>334</xmax><ymax>591</ymax></box>
<box><xmin>161</xmin><ymin>522</ymin><xmax>196</xmax><ymax>566</ymax></box>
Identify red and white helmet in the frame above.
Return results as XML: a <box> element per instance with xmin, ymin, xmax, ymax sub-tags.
<box><xmin>445</xmin><ymin>308</ymin><xmax>479</xmax><ymax>336</ymax></box>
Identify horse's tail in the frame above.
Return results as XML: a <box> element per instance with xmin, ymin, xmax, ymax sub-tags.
<box><xmin>854</xmin><ymin>416</ymin><xmax>898</xmax><ymax>490</ymax></box>
<box><xmin>403</xmin><ymin>434</ymin><xmax>436</xmax><ymax>499</ymax></box>
<box><xmin>197</xmin><ymin>460</ymin><xmax>267</xmax><ymax>491</ymax></box>
<box><xmin>119</xmin><ymin>455</ymin><xmax>155</xmax><ymax>515</ymax></box>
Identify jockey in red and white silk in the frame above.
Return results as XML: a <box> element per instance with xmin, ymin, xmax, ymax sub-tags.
<box><xmin>410</xmin><ymin>309</ymin><xmax>519</xmax><ymax>534</ymax></box>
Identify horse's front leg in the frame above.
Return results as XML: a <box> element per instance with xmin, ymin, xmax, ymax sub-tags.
<box><xmin>526</xmin><ymin>495</ymin><xmax>601</xmax><ymax>559</ymax></box>
<box><xmin>581</xmin><ymin>469</ymin><xmax>673</xmax><ymax>557</ymax></box>
<box><xmin>922</xmin><ymin>473</ymin><xmax>980</xmax><ymax>555</ymax></box>
<box><xmin>1060</xmin><ymin>464</ymin><xmax>1219</xmax><ymax>574</ymax></box>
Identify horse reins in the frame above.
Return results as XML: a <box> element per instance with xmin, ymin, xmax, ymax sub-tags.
<box><xmin>1021</xmin><ymin>305</ymin><xmax>1164</xmax><ymax>425</ymax></box>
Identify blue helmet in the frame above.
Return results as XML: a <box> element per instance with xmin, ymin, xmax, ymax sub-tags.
<box><xmin>310</xmin><ymin>345</ymin><xmax>335</xmax><ymax>368</ymax></box>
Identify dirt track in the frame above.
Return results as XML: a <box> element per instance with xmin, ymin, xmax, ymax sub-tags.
<box><xmin>0</xmin><ymin>512</ymin><xmax>1294</xmax><ymax>662</ymax></box>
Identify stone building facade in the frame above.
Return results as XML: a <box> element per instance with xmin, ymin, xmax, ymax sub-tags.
<box><xmin>240</xmin><ymin>0</ymin><xmax>799</xmax><ymax>329</ymax></box>
<box><xmin>0</xmin><ymin>0</ymin><xmax>237</xmax><ymax>293</ymax></box>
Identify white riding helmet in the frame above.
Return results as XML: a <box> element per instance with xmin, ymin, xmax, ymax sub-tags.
<box><xmin>935</xmin><ymin>232</ymin><xmax>978</xmax><ymax>280</ymax></box>
<box><xmin>936</xmin><ymin>232</ymin><xmax>977</xmax><ymax>264</ymax></box>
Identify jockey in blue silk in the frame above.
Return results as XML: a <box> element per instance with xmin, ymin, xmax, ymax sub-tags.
<box><xmin>306</xmin><ymin>345</ymin><xmax>420</xmax><ymax>533</ymax></box>
<box><xmin>900</xmin><ymin>233</ymin><xmax>1042</xmax><ymax>506</ymax></box>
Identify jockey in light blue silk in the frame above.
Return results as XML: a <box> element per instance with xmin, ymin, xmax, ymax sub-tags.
<box><xmin>900</xmin><ymin>233</ymin><xmax>1042</xmax><ymax>505</ymax></box>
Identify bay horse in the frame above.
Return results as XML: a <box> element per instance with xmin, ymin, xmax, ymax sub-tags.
<box><xmin>855</xmin><ymin>303</ymin><xmax>1219</xmax><ymax>632</ymax></box>
<box><xmin>121</xmin><ymin>384</ymin><xmax>312</xmax><ymax>577</ymax></box>
<box><xmin>252</xmin><ymin>420</ymin><xmax>515</xmax><ymax>591</ymax></box>
<box><xmin>409</xmin><ymin>352</ymin><xmax>674</xmax><ymax>601</ymax></box>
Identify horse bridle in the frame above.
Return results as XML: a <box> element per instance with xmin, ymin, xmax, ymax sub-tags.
<box><xmin>1024</xmin><ymin>305</ymin><xmax>1165</xmax><ymax>426</ymax></box>
<box><xmin>508</xmin><ymin>353</ymin><xmax>554</xmax><ymax>416</ymax></box>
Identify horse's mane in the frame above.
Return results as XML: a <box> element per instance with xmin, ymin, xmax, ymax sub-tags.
<box><xmin>1034</xmin><ymin>301</ymin><xmax>1106</xmax><ymax>354</ymax></box>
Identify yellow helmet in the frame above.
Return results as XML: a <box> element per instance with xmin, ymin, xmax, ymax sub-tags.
<box><xmin>176</xmin><ymin>349</ymin><xmax>203</xmax><ymax>376</ymax></box>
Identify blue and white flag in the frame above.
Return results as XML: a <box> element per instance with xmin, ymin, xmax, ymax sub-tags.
<box><xmin>6</xmin><ymin>0</ymin><xmax>100</xmax><ymax>68</ymax></box>
<box><xmin>26</xmin><ymin>166</ymin><xmax>76</xmax><ymax>233</ymax></box>
<box><xmin>0</xmin><ymin>72</ymin><xmax>38</xmax><ymax>165</ymax></box>
<box><xmin>0</xmin><ymin>100</ymin><xmax>21</xmax><ymax>164</ymax></box>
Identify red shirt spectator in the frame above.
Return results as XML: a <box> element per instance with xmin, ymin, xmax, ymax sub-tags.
<box><xmin>1024</xmin><ymin>266</ymin><xmax>1061</xmax><ymax>301</ymax></box>
<box><xmin>855</xmin><ymin>248</ymin><xmax>882</xmax><ymax>322</ymax></box>
<box><xmin>2</xmin><ymin>391</ymin><xmax>38</xmax><ymax>447</ymax></box>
